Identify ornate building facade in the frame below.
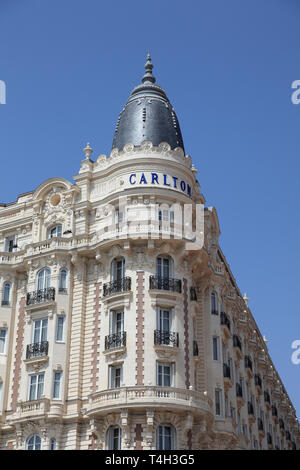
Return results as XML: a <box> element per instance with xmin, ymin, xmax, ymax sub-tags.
<box><xmin>0</xmin><ymin>55</ymin><xmax>299</xmax><ymax>450</ymax></box>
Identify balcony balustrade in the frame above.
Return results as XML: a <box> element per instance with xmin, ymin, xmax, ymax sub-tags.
<box><xmin>103</xmin><ymin>277</ymin><xmax>131</xmax><ymax>297</ymax></box>
<box><xmin>26</xmin><ymin>287</ymin><xmax>55</xmax><ymax>306</ymax></box>
<box><xmin>104</xmin><ymin>332</ymin><xmax>126</xmax><ymax>350</ymax></box>
<box><xmin>149</xmin><ymin>276</ymin><xmax>182</xmax><ymax>293</ymax></box>
<box><xmin>154</xmin><ymin>330</ymin><xmax>179</xmax><ymax>347</ymax></box>
<box><xmin>26</xmin><ymin>341</ymin><xmax>49</xmax><ymax>360</ymax></box>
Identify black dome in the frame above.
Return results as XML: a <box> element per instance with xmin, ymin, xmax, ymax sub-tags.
<box><xmin>112</xmin><ymin>54</ymin><xmax>185</xmax><ymax>153</ymax></box>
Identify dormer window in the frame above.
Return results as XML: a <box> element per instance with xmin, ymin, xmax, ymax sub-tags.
<box><xmin>48</xmin><ymin>225</ymin><xmax>62</xmax><ymax>239</ymax></box>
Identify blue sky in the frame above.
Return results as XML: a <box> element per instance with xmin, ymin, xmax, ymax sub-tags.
<box><xmin>1</xmin><ymin>0</ymin><xmax>300</xmax><ymax>416</ymax></box>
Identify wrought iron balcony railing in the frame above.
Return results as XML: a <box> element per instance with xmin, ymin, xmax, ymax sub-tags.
<box><xmin>236</xmin><ymin>383</ymin><xmax>243</xmax><ymax>398</ymax></box>
<box><xmin>254</xmin><ymin>373</ymin><xmax>262</xmax><ymax>389</ymax></box>
<box><xmin>220</xmin><ymin>312</ymin><xmax>231</xmax><ymax>331</ymax></box>
<box><xmin>190</xmin><ymin>286</ymin><xmax>197</xmax><ymax>301</ymax></box>
<box><xmin>149</xmin><ymin>276</ymin><xmax>182</xmax><ymax>293</ymax></box>
<box><xmin>193</xmin><ymin>340</ymin><xmax>199</xmax><ymax>356</ymax></box>
<box><xmin>26</xmin><ymin>341</ymin><xmax>49</xmax><ymax>360</ymax></box>
<box><xmin>223</xmin><ymin>363</ymin><xmax>231</xmax><ymax>379</ymax></box>
<box><xmin>103</xmin><ymin>277</ymin><xmax>131</xmax><ymax>297</ymax></box>
<box><xmin>233</xmin><ymin>334</ymin><xmax>242</xmax><ymax>351</ymax></box>
<box><xmin>154</xmin><ymin>330</ymin><xmax>179</xmax><ymax>347</ymax></box>
<box><xmin>264</xmin><ymin>391</ymin><xmax>271</xmax><ymax>404</ymax></box>
<box><xmin>244</xmin><ymin>355</ymin><xmax>253</xmax><ymax>371</ymax></box>
<box><xmin>26</xmin><ymin>287</ymin><xmax>55</xmax><ymax>306</ymax></box>
<box><xmin>257</xmin><ymin>418</ymin><xmax>264</xmax><ymax>432</ymax></box>
<box><xmin>248</xmin><ymin>401</ymin><xmax>254</xmax><ymax>415</ymax></box>
<box><xmin>105</xmin><ymin>331</ymin><xmax>126</xmax><ymax>350</ymax></box>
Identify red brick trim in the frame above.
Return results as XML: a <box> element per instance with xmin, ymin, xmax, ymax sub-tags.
<box><xmin>135</xmin><ymin>271</ymin><xmax>144</xmax><ymax>386</ymax></box>
<box><xmin>91</xmin><ymin>282</ymin><xmax>101</xmax><ymax>393</ymax></box>
<box><xmin>183</xmin><ymin>278</ymin><xmax>190</xmax><ymax>388</ymax></box>
<box><xmin>135</xmin><ymin>424</ymin><xmax>143</xmax><ymax>450</ymax></box>
<box><xmin>10</xmin><ymin>297</ymin><xmax>26</xmax><ymax>410</ymax></box>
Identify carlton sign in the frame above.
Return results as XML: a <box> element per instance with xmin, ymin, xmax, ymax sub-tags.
<box><xmin>129</xmin><ymin>172</ymin><xmax>192</xmax><ymax>197</ymax></box>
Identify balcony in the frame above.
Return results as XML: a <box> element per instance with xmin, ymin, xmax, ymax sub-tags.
<box><xmin>220</xmin><ymin>312</ymin><xmax>231</xmax><ymax>332</ymax></box>
<box><xmin>190</xmin><ymin>286</ymin><xmax>197</xmax><ymax>301</ymax></box>
<box><xmin>26</xmin><ymin>341</ymin><xmax>49</xmax><ymax>360</ymax></box>
<box><xmin>86</xmin><ymin>386</ymin><xmax>212</xmax><ymax>417</ymax></box>
<box><xmin>105</xmin><ymin>332</ymin><xmax>126</xmax><ymax>351</ymax></box>
<box><xmin>154</xmin><ymin>330</ymin><xmax>179</xmax><ymax>348</ymax></box>
<box><xmin>149</xmin><ymin>276</ymin><xmax>182</xmax><ymax>294</ymax></box>
<box><xmin>26</xmin><ymin>287</ymin><xmax>55</xmax><ymax>306</ymax></box>
<box><xmin>193</xmin><ymin>340</ymin><xmax>199</xmax><ymax>356</ymax></box>
<box><xmin>103</xmin><ymin>277</ymin><xmax>131</xmax><ymax>297</ymax></box>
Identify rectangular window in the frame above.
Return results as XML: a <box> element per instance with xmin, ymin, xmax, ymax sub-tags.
<box><xmin>56</xmin><ymin>316</ymin><xmax>65</xmax><ymax>342</ymax></box>
<box><xmin>215</xmin><ymin>389</ymin><xmax>222</xmax><ymax>416</ymax></box>
<box><xmin>110</xmin><ymin>310</ymin><xmax>124</xmax><ymax>334</ymax></box>
<box><xmin>5</xmin><ymin>237</ymin><xmax>16</xmax><ymax>253</ymax></box>
<box><xmin>53</xmin><ymin>372</ymin><xmax>62</xmax><ymax>399</ymax></box>
<box><xmin>212</xmin><ymin>337</ymin><xmax>219</xmax><ymax>361</ymax></box>
<box><xmin>33</xmin><ymin>318</ymin><xmax>48</xmax><ymax>343</ymax></box>
<box><xmin>157</xmin><ymin>363</ymin><xmax>174</xmax><ymax>387</ymax></box>
<box><xmin>0</xmin><ymin>381</ymin><xmax>2</xmax><ymax>404</ymax></box>
<box><xmin>109</xmin><ymin>365</ymin><xmax>122</xmax><ymax>389</ymax></box>
<box><xmin>29</xmin><ymin>373</ymin><xmax>44</xmax><ymax>401</ymax></box>
<box><xmin>0</xmin><ymin>329</ymin><xmax>7</xmax><ymax>354</ymax></box>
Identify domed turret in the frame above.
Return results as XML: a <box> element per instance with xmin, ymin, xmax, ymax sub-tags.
<box><xmin>112</xmin><ymin>54</ymin><xmax>185</xmax><ymax>153</ymax></box>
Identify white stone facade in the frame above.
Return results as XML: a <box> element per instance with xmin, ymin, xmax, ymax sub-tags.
<box><xmin>0</xmin><ymin>141</ymin><xmax>299</xmax><ymax>450</ymax></box>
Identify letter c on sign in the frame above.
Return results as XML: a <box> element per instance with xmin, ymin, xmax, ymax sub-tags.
<box><xmin>129</xmin><ymin>174</ymin><xmax>136</xmax><ymax>185</ymax></box>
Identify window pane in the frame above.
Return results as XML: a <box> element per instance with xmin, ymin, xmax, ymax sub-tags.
<box><xmin>0</xmin><ymin>329</ymin><xmax>6</xmax><ymax>353</ymax></box>
<box><xmin>56</xmin><ymin>317</ymin><xmax>64</xmax><ymax>341</ymax></box>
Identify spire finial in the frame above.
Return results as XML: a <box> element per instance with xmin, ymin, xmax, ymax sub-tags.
<box><xmin>142</xmin><ymin>52</ymin><xmax>156</xmax><ymax>84</ymax></box>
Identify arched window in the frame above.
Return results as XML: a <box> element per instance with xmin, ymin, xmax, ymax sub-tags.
<box><xmin>156</xmin><ymin>255</ymin><xmax>173</xmax><ymax>279</ymax></box>
<box><xmin>37</xmin><ymin>268</ymin><xmax>51</xmax><ymax>291</ymax></box>
<box><xmin>49</xmin><ymin>438</ymin><xmax>56</xmax><ymax>450</ymax></box>
<box><xmin>211</xmin><ymin>292</ymin><xmax>218</xmax><ymax>315</ymax></box>
<box><xmin>2</xmin><ymin>283</ymin><xmax>11</xmax><ymax>306</ymax></box>
<box><xmin>156</xmin><ymin>425</ymin><xmax>176</xmax><ymax>450</ymax></box>
<box><xmin>26</xmin><ymin>434</ymin><xmax>41</xmax><ymax>450</ymax></box>
<box><xmin>111</xmin><ymin>257</ymin><xmax>125</xmax><ymax>282</ymax></box>
<box><xmin>106</xmin><ymin>426</ymin><xmax>122</xmax><ymax>450</ymax></box>
<box><xmin>59</xmin><ymin>269</ymin><xmax>68</xmax><ymax>293</ymax></box>
<box><xmin>48</xmin><ymin>225</ymin><xmax>62</xmax><ymax>239</ymax></box>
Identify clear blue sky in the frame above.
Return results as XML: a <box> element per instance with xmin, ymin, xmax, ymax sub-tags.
<box><xmin>1</xmin><ymin>0</ymin><xmax>299</xmax><ymax>416</ymax></box>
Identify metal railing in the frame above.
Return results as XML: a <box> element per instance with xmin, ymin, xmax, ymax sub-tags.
<box><xmin>26</xmin><ymin>287</ymin><xmax>55</xmax><ymax>306</ymax></box>
<box><xmin>105</xmin><ymin>332</ymin><xmax>126</xmax><ymax>350</ymax></box>
<box><xmin>154</xmin><ymin>330</ymin><xmax>179</xmax><ymax>347</ymax></box>
<box><xmin>103</xmin><ymin>277</ymin><xmax>131</xmax><ymax>297</ymax></box>
<box><xmin>26</xmin><ymin>341</ymin><xmax>49</xmax><ymax>360</ymax></box>
<box><xmin>149</xmin><ymin>276</ymin><xmax>182</xmax><ymax>293</ymax></box>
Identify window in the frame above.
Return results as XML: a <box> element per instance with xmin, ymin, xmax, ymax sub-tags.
<box><xmin>0</xmin><ymin>381</ymin><xmax>3</xmax><ymax>403</ymax></box>
<box><xmin>53</xmin><ymin>372</ymin><xmax>62</xmax><ymax>399</ymax></box>
<box><xmin>109</xmin><ymin>365</ymin><xmax>122</xmax><ymax>389</ymax></box>
<box><xmin>111</xmin><ymin>258</ymin><xmax>125</xmax><ymax>282</ymax></box>
<box><xmin>215</xmin><ymin>389</ymin><xmax>222</xmax><ymax>416</ymax></box>
<box><xmin>157</xmin><ymin>363</ymin><xmax>174</xmax><ymax>387</ymax></box>
<box><xmin>56</xmin><ymin>316</ymin><xmax>65</xmax><ymax>342</ymax></box>
<box><xmin>0</xmin><ymin>329</ymin><xmax>7</xmax><ymax>354</ymax></box>
<box><xmin>106</xmin><ymin>426</ymin><xmax>122</xmax><ymax>450</ymax></box>
<box><xmin>33</xmin><ymin>318</ymin><xmax>48</xmax><ymax>344</ymax></box>
<box><xmin>157</xmin><ymin>308</ymin><xmax>173</xmax><ymax>333</ymax></box>
<box><xmin>211</xmin><ymin>292</ymin><xmax>218</xmax><ymax>314</ymax></box>
<box><xmin>29</xmin><ymin>373</ymin><xmax>44</xmax><ymax>401</ymax></box>
<box><xmin>59</xmin><ymin>269</ymin><xmax>67</xmax><ymax>293</ymax></box>
<box><xmin>49</xmin><ymin>438</ymin><xmax>56</xmax><ymax>450</ymax></box>
<box><xmin>110</xmin><ymin>310</ymin><xmax>124</xmax><ymax>335</ymax></box>
<box><xmin>37</xmin><ymin>268</ymin><xmax>51</xmax><ymax>290</ymax></box>
<box><xmin>2</xmin><ymin>283</ymin><xmax>11</xmax><ymax>306</ymax></box>
<box><xmin>157</xmin><ymin>425</ymin><xmax>176</xmax><ymax>450</ymax></box>
<box><xmin>156</xmin><ymin>256</ymin><xmax>173</xmax><ymax>278</ymax></box>
<box><xmin>26</xmin><ymin>434</ymin><xmax>41</xmax><ymax>450</ymax></box>
<box><xmin>48</xmin><ymin>225</ymin><xmax>62</xmax><ymax>239</ymax></box>
<box><xmin>5</xmin><ymin>237</ymin><xmax>16</xmax><ymax>253</ymax></box>
<box><xmin>212</xmin><ymin>337</ymin><xmax>219</xmax><ymax>361</ymax></box>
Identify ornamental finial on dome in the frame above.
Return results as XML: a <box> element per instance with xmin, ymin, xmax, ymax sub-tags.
<box><xmin>142</xmin><ymin>52</ymin><xmax>156</xmax><ymax>84</ymax></box>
